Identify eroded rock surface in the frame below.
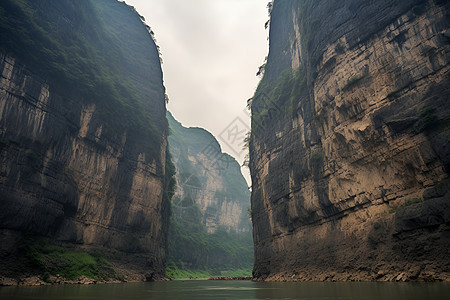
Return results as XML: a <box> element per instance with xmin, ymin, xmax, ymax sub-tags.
<box><xmin>167</xmin><ymin>112</ymin><xmax>251</xmax><ymax>233</ymax></box>
<box><xmin>0</xmin><ymin>0</ymin><xmax>170</xmax><ymax>281</ymax></box>
<box><xmin>250</xmin><ymin>0</ymin><xmax>450</xmax><ymax>281</ymax></box>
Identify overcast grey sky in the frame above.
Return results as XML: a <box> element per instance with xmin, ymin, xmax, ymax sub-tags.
<box><xmin>124</xmin><ymin>0</ymin><xmax>268</xmax><ymax>185</ymax></box>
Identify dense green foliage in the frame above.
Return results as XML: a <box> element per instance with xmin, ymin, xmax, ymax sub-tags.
<box><xmin>166</xmin><ymin>265</ymin><xmax>253</xmax><ymax>279</ymax></box>
<box><xmin>21</xmin><ymin>236</ymin><xmax>117</xmax><ymax>281</ymax></box>
<box><xmin>252</xmin><ymin>65</ymin><xmax>307</xmax><ymax>131</ymax></box>
<box><xmin>164</xmin><ymin>145</ymin><xmax>177</xmax><ymax>208</ymax></box>
<box><xmin>419</xmin><ymin>106</ymin><xmax>438</xmax><ymax>131</ymax></box>
<box><xmin>166</xmin><ymin>210</ymin><xmax>253</xmax><ymax>279</ymax></box>
<box><xmin>0</xmin><ymin>0</ymin><xmax>163</xmax><ymax>157</ymax></box>
<box><xmin>165</xmin><ymin>267</ymin><xmax>213</xmax><ymax>279</ymax></box>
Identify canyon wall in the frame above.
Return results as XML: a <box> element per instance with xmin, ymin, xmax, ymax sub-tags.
<box><xmin>250</xmin><ymin>0</ymin><xmax>450</xmax><ymax>281</ymax></box>
<box><xmin>167</xmin><ymin>112</ymin><xmax>251</xmax><ymax>234</ymax></box>
<box><xmin>0</xmin><ymin>0</ymin><xmax>170</xmax><ymax>280</ymax></box>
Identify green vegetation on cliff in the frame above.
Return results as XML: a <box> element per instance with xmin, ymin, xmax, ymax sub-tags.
<box><xmin>252</xmin><ymin>0</ymin><xmax>428</xmax><ymax>132</ymax></box>
<box><xmin>166</xmin><ymin>211</ymin><xmax>253</xmax><ymax>279</ymax></box>
<box><xmin>164</xmin><ymin>146</ymin><xmax>177</xmax><ymax>213</ymax></box>
<box><xmin>0</xmin><ymin>0</ymin><xmax>174</xmax><ymax>282</ymax></box>
<box><xmin>0</xmin><ymin>0</ymin><xmax>164</xmax><ymax>157</ymax></box>
<box><xmin>167</xmin><ymin>112</ymin><xmax>250</xmax><ymax>203</ymax></box>
<box><xmin>252</xmin><ymin>65</ymin><xmax>307</xmax><ymax>131</ymax></box>
<box><xmin>21</xmin><ymin>236</ymin><xmax>118</xmax><ymax>281</ymax></box>
<box><xmin>166</xmin><ymin>112</ymin><xmax>253</xmax><ymax>279</ymax></box>
<box><xmin>250</xmin><ymin>0</ymin><xmax>450</xmax><ymax>282</ymax></box>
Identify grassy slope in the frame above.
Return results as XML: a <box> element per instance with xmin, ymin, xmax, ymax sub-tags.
<box><xmin>21</xmin><ymin>236</ymin><xmax>119</xmax><ymax>281</ymax></box>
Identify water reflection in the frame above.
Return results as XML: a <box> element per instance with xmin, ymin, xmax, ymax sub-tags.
<box><xmin>0</xmin><ymin>280</ymin><xmax>449</xmax><ymax>300</ymax></box>
<box><xmin>253</xmin><ymin>282</ymin><xmax>450</xmax><ymax>300</ymax></box>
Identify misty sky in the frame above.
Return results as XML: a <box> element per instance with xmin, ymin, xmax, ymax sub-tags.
<box><xmin>124</xmin><ymin>0</ymin><xmax>269</xmax><ymax>185</ymax></box>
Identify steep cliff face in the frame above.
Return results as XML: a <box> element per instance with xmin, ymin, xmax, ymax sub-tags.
<box><xmin>167</xmin><ymin>112</ymin><xmax>251</xmax><ymax>233</ymax></box>
<box><xmin>165</xmin><ymin>112</ymin><xmax>253</xmax><ymax>276</ymax></box>
<box><xmin>0</xmin><ymin>0</ymin><xmax>170</xmax><ymax>280</ymax></box>
<box><xmin>250</xmin><ymin>0</ymin><xmax>450</xmax><ymax>281</ymax></box>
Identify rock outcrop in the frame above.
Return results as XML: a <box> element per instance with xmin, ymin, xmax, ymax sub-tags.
<box><xmin>0</xmin><ymin>0</ymin><xmax>170</xmax><ymax>280</ymax></box>
<box><xmin>167</xmin><ymin>112</ymin><xmax>251</xmax><ymax>233</ymax></box>
<box><xmin>250</xmin><ymin>0</ymin><xmax>450</xmax><ymax>281</ymax></box>
<box><xmin>165</xmin><ymin>112</ymin><xmax>253</xmax><ymax>275</ymax></box>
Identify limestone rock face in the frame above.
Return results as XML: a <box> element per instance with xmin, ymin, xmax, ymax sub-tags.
<box><xmin>0</xmin><ymin>0</ymin><xmax>169</xmax><ymax>278</ymax></box>
<box><xmin>250</xmin><ymin>0</ymin><xmax>450</xmax><ymax>281</ymax></box>
<box><xmin>167</xmin><ymin>112</ymin><xmax>251</xmax><ymax>234</ymax></box>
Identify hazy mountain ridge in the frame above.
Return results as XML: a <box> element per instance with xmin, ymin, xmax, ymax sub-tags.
<box><xmin>168</xmin><ymin>112</ymin><xmax>251</xmax><ymax>234</ymax></box>
<box><xmin>166</xmin><ymin>112</ymin><xmax>253</xmax><ymax>277</ymax></box>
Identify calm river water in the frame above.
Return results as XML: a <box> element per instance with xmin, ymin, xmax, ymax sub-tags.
<box><xmin>1</xmin><ymin>280</ymin><xmax>449</xmax><ymax>300</ymax></box>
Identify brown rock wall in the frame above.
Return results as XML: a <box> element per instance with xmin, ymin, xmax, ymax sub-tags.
<box><xmin>0</xmin><ymin>51</ymin><xmax>168</xmax><ymax>278</ymax></box>
<box><xmin>251</xmin><ymin>0</ymin><xmax>450</xmax><ymax>281</ymax></box>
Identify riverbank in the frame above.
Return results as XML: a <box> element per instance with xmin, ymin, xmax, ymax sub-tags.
<box><xmin>0</xmin><ymin>275</ymin><xmax>121</xmax><ymax>286</ymax></box>
<box><xmin>209</xmin><ymin>277</ymin><xmax>252</xmax><ymax>280</ymax></box>
<box><xmin>0</xmin><ymin>274</ymin><xmax>253</xmax><ymax>286</ymax></box>
<box><xmin>165</xmin><ymin>265</ymin><xmax>252</xmax><ymax>280</ymax></box>
<box><xmin>0</xmin><ymin>233</ymin><xmax>171</xmax><ymax>287</ymax></box>
<box><xmin>254</xmin><ymin>269</ymin><xmax>450</xmax><ymax>282</ymax></box>
<box><xmin>0</xmin><ymin>273</ymin><xmax>171</xmax><ymax>287</ymax></box>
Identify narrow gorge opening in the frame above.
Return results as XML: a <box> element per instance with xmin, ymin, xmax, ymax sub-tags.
<box><xmin>1</xmin><ymin>0</ymin><xmax>449</xmax><ymax>291</ymax></box>
<box><xmin>164</xmin><ymin>112</ymin><xmax>254</xmax><ymax>279</ymax></box>
<box><xmin>0</xmin><ymin>0</ymin><xmax>266</xmax><ymax>283</ymax></box>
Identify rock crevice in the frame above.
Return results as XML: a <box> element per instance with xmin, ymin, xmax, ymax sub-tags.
<box><xmin>250</xmin><ymin>0</ymin><xmax>450</xmax><ymax>282</ymax></box>
<box><xmin>0</xmin><ymin>0</ymin><xmax>170</xmax><ymax>281</ymax></box>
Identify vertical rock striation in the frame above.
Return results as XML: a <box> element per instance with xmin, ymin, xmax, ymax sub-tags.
<box><xmin>167</xmin><ymin>112</ymin><xmax>251</xmax><ymax>234</ymax></box>
<box><xmin>0</xmin><ymin>0</ymin><xmax>170</xmax><ymax>280</ymax></box>
<box><xmin>165</xmin><ymin>112</ymin><xmax>253</xmax><ymax>275</ymax></box>
<box><xmin>250</xmin><ymin>0</ymin><xmax>450</xmax><ymax>281</ymax></box>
